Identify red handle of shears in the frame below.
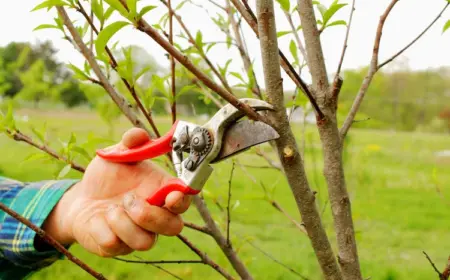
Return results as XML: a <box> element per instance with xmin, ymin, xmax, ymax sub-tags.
<box><xmin>96</xmin><ymin>120</ymin><xmax>200</xmax><ymax>207</ymax></box>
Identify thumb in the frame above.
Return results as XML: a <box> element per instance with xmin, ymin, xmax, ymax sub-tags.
<box><xmin>121</xmin><ymin>128</ymin><xmax>151</xmax><ymax>149</ymax></box>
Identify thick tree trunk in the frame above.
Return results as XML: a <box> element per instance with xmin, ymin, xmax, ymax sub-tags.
<box><xmin>255</xmin><ymin>1</ymin><xmax>342</xmax><ymax>279</ymax></box>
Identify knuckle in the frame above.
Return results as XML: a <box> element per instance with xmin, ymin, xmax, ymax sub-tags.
<box><xmin>100</xmin><ymin>235</ymin><xmax>121</xmax><ymax>251</ymax></box>
<box><xmin>133</xmin><ymin>206</ymin><xmax>156</xmax><ymax>226</ymax></box>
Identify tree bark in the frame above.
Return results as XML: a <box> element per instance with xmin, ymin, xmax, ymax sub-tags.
<box><xmin>296</xmin><ymin>1</ymin><xmax>362</xmax><ymax>279</ymax></box>
<box><xmin>255</xmin><ymin>1</ymin><xmax>342</xmax><ymax>279</ymax></box>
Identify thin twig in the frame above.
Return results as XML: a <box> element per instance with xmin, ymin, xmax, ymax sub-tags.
<box><xmin>177</xmin><ymin>234</ymin><xmax>235</xmax><ymax>280</ymax></box>
<box><xmin>254</xmin><ymin>148</ymin><xmax>282</xmax><ymax>171</ymax></box>
<box><xmin>226</xmin><ymin>161</ymin><xmax>235</xmax><ymax>246</ymax></box>
<box><xmin>283</xmin><ymin>11</ymin><xmax>307</xmax><ymax>64</ymax></box>
<box><xmin>151</xmin><ymin>264</ymin><xmax>184</xmax><ymax>280</ymax></box>
<box><xmin>378</xmin><ymin>3</ymin><xmax>450</xmax><ymax>69</ymax></box>
<box><xmin>244</xmin><ymin>238</ymin><xmax>309</xmax><ymax>280</ymax></box>
<box><xmin>0</xmin><ymin>203</ymin><xmax>106</xmax><ymax>280</ymax></box>
<box><xmin>114</xmin><ymin>257</ymin><xmax>204</xmax><ymax>264</ymax></box>
<box><xmin>334</xmin><ymin>0</ymin><xmax>356</xmax><ymax>80</ymax></box>
<box><xmin>424</xmin><ymin>251</ymin><xmax>444</xmax><ymax>277</ymax></box>
<box><xmin>184</xmin><ymin>222</ymin><xmax>212</xmax><ymax>235</ymax></box>
<box><xmin>339</xmin><ymin>0</ymin><xmax>399</xmax><ymax>140</ymax></box>
<box><xmin>7</xmin><ymin>129</ymin><xmax>86</xmax><ymax>173</ymax></box>
<box><xmin>423</xmin><ymin>251</ymin><xmax>450</xmax><ymax>280</ymax></box>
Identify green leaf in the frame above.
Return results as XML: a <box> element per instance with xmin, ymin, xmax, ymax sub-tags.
<box><xmin>68</xmin><ymin>63</ymin><xmax>89</xmax><ymax>80</ymax></box>
<box><xmin>22</xmin><ymin>153</ymin><xmax>51</xmax><ymax>165</ymax></box>
<box><xmin>126</xmin><ymin>0</ymin><xmax>137</xmax><ymax>19</ymax></box>
<box><xmin>92</xmin><ymin>0</ymin><xmax>104</xmax><ymax>22</ymax></box>
<box><xmin>72</xmin><ymin>146</ymin><xmax>92</xmax><ymax>161</ymax></box>
<box><xmin>276</xmin><ymin>0</ymin><xmax>290</xmax><ymax>12</ymax></box>
<box><xmin>277</xmin><ymin>30</ymin><xmax>291</xmax><ymax>38</ymax></box>
<box><xmin>33</xmin><ymin>24</ymin><xmax>60</xmax><ymax>31</ymax></box>
<box><xmin>323</xmin><ymin>3</ymin><xmax>347</xmax><ymax>25</ymax></box>
<box><xmin>195</xmin><ymin>31</ymin><xmax>204</xmax><ymax>51</ymax></box>
<box><xmin>175</xmin><ymin>0</ymin><xmax>188</xmax><ymax>10</ymax></box>
<box><xmin>326</xmin><ymin>20</ymin><xmax>346</xmax><ymax>27</ymax></box>
<box><xmin>31</xmin><ymin>0</ymin><xmax>67</xmax><ymax>12</ymax></box>
<box><xmin>57</xmin><ymin>164</ymin><xmax>72</xmax><ymax>179</ymax></box>
<box><xmin>177</xmin><ymin>84</ymin><xmax>197</xmax><ymax>99</ymax></box>
<box><xmin>316</xmin><ymin>3</ymin><xmax>328</xmax><ymax>18</ymax></box>
<box><xmin>104</xmin><ymin>6</ymin><xmax>115</xmax><ymax>21</ymax></box>
<box><xmin>31</xmin><ymin>127</ymin><xmax>45</xmax><ymax>143</ymax></box>
<box><xmin>138</xmin><ymin>5</ymin><xmax>157</xmax><ymax>19</ymax></box>
<box><xmin>206</xmin><ymin>42</ymin><xmax>217</xmax><ymax>53</ymax></box>
<box><xmin>230</xmin><ymin>72</ymin><xmax>245</xmax><ymax>83</ymax></box>
<box><xmin>443</xmin><ymin>20</ymin><xmax>450</xmax><ymax>33</ymax></box>
<box><xmin>103</xmin><ymin>0</ymin><xmax>129</xmax><ymax>18</ymax></box>
<box><xmin>95</xmin><ymin>21</ymin><xmax>129</xmax><ymax>59</ymax></box>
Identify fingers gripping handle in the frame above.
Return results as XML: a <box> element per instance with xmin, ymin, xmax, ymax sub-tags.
<box><xmin>146</xmin><ymin>178</ymin><xmax>200</xmax><ymax>207</ymax></box>
<box><xmin>96</xmin><ymin>121</ymin><xmax>179</xmax><ymax>163</ymax></box>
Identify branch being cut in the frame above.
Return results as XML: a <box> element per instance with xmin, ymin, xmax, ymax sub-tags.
<box><xmin>6</xmin><ymin>129</ymin><xmax>86</xmax><ymax>173</ymax></box>
<box><xmin>255</xmin><ymin>1</ymin><xmax>341</xmax><ymax>279</ymax></box>
<box><xmin>340</xmin><ymin>1</ymin><xmax>447</xmax><ymax>139</ymax></box>
<box><xmin>177</xmin><ymin>234</ymin><xmax>235</xmax><ymax>280</ymax></box>
<box><xmin>0</xmin><ymin>203</ymin><xmax>106</xmax><ymax>280</ymax></box>
<box><xmin>56</xmin><ymin>7</ymin><xmax>150</xmax><ymax>135</ymax></box>
<box><xmin>229</xmin><ymin>0</ymin><xmax>324</xmax><ymax>120</ymax></box>
<box><xmin>75</xmin><ymin>1</ymin><xmax>160</xmax><ymax>137</ymax></box>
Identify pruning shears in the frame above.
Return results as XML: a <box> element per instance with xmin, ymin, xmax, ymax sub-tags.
<box><xmin>96</xmin><ymin>98</ymin><xmax>279</xmax><ymax>207</ymax></box>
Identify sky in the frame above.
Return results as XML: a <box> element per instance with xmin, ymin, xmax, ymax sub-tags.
<box><xmin>1</xmin><ymin>0</ymin><xmax>450</xmax><ymax>90</ymax></box>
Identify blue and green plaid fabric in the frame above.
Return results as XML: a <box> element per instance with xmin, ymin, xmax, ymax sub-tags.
<box><xmin>0</xmin><ymin>176</ymin><xmax>78</xmax><ymax>279</ymax></box>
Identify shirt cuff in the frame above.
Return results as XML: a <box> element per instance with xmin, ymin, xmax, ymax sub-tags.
<box><xmin>0</xmin><ymin>179</ymin><xmax>79</xmax><ymax>269</ymax></box>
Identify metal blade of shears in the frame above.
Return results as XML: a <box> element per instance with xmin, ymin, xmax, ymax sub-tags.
<box><xmin>210</xmin><ymin>120</ymin><xmax>279</xmax><ymax>163</ymax></box>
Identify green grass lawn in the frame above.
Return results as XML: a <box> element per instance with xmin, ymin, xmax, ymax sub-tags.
<box><xmin>1</xmin><ymin>108</ymin><xmax>449</xmax><ymax>280</ymax></box>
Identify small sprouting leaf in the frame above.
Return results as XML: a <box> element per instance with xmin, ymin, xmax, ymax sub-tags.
<box><xmin>92</xmin><ymin>0</ymin><xmax>104</xmax><ymax>22</ymax></box>
<box><xmin>95</xmin><ymin>21</ymin><xmax>130</xmax><ymax>59</ymax></box>
<box><xmin>4</xmin><ymin>102</ymin><xmax>15</xmax><ymax>130</ymax></box>
<box><xmin>326</xmin><ymin>20</ymin><xmax>346</xmax><ymax>27</ymax></box>
<box><xmin>68</xmin><ymin>63</ymin><xmax>89</xmax><ymax>80</ymax></box>
<box><xmin>138</xmin><ymin>5</ymin><xmax>157</xmax><ymax>19</ymax></box>
<box><xmin>103</xmin><ymin>0</ymin><xmax>129</xmax><ymax>18</ymax></box>
<box><xmin>230</xmin><ymin>72</ymin><xmax>245</xmax><ymax>83</ymax></box>
<box><xmin>277</xmin><ymin>30</ymin><xmax>291</xmax><ymax>38</ymax></box>
<box><xmin>22</xmin><ymin>153</ymin><xmax>51</xmax><ymax>165</ymax></box>
<box><xmin>31</xmin><ymin>0</ymin><xmax>67</xmax><ymax>12</ymax></box>
<box><xmin>219</xmin><ymin>59</ymin><xmax>232</xmax><ymax>77</ymax></box>
<box><xmin>323</xmin><ymin>2</ymin><xmax>347</xmax><ymax>25</ymax></box>
<box><xmin>31</xmin><ymin>127</ymin><xmax>45</xmax><ymax>143</ymax></box>
<box><xmin>289</xmin><ymin>39</ymin><xmax>298</xmax><ymax>65</ymax></box>
<box><xmin>206</xmin><ymin>42</ymin><xmax>217</xmax><ymax>53</ymax></box>
<box><xmin>276</xmin><ymin>0</ymin><xmax>290</xmax><ymax>12</ymax></box>
<box><xmin>195</xmin><ymin>31</ymin><xmax>204</xmax><ymax>51</ymax></box>
<box><xmin>134</xmin><ymin>66</ymin><xmax>152</xmax><ymax>83</ymax></box>
<box><xmin>104</xmin><ymin>5</ymin><xmax>115</xmax><ymax>21</ymax></box>
<box><xmin>443</xmin><ymin>20</ymin><xmax>450</xmax><ymax>33</ymax></box>
<box><xmin>33</xmin><ymin>24</ymin><xmax>60</xmax><ymax>31</ymax></box>
<box><xmin>177</xmin><ymin>84</ymin><xmax>196</xmax><ymax>99</ymax></box>
<box><xmin>57</xmin><ymin>164</ymin><xmax>72</xmax><ymax>179</ymax></box>
<box><xmin>226</xmin><ymin>35</ymin><xmax>232</xmax><ymax>49</ymax></box>
<box><xmin>316</xmin><ymin>3</ymin><xmax>328</xmax><ymax>18</ymax></box>
<box><xmin>175</xmin><ymin>0</ymin><xmax>188</xmax><ymax>10</ymax></box>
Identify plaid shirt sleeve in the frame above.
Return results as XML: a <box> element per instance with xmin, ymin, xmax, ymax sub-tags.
<box><xmin>0</xmin><ymin>176</ymin><xmax>79</xmax><ymax>279</ymax></box>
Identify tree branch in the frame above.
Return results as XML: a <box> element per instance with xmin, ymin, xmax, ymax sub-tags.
<box><xmin>56</xmin><ymin>7</ymin><xmax>151</xmax><ymax>135</ymax></box>
<box><xmin>183</xmin><ymin>221</ymin><xmax>212</xmax><ymax>235</ymax></box>
<box><xmin>334</xmin><ymin>0</ymin><xmax>355</xmax><ymax>81</ymax></box>
<box><xmin>0</xmin><ymin>203</ymin><xmax>106</xmax><ymax>280</ymax></box>
<box><xmin>114</xmin><ymin>258</ymin><xmax>204</xmax><ymax>265</ymax></box>
<box><xmin>378</xmin><ymin>2</ymin><xmax>449</xmax><ymax>69</ymax></box>
<box><xmin>6</xmin><ymin>129</ymin><xmax>86</xmax><ymax>173</ymax></box>
<box><xmin>192</xmin><ymin>196</ymin><xmax>253</xmax><ymax>279</ymax></box>
<box><xmin>177</xmin><ymin>234</ymin><xmax>236</xmax><ymax>280</ymax></box>
<box><xmin>255</xmin><ymin>1</ymin><xmax>341</xmax><ymax>279</ymax></box>
<box><xmin>339</xmin><ymin>0</ymin><xmax>399</xmax><ymax>139</ymax></box>
<box><xmin>229</xmin><ymin>0</ymin><xmax>324</xmax><ymax>120</ymax></box>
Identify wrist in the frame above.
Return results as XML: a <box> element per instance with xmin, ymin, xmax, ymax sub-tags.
<box><xmin>41</xmin><ymin>181</ymin><xmax>81</xmax><ymax>246</ymax></box>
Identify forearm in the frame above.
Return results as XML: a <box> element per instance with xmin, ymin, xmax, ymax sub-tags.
<box><xmin>0</xmin><ymin>176</ymin><xmax>79</xmax><ymax>277</ymax></box>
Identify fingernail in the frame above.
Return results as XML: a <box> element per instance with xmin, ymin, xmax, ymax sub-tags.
<box><xmin>173</xmin><ymin>196</ymin><xmax>185</xmax><ymax>209</ymax></box>
<box><xmin>123</xmin><ymin>193</ymin><xmax>136</xmax><ymax>210</ymax></box>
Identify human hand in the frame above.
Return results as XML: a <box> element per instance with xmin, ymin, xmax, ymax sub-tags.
<box><xmin>42</xmin><ymin>127</ymin><xmax>192</xmax><ymax>257</ymax></box>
